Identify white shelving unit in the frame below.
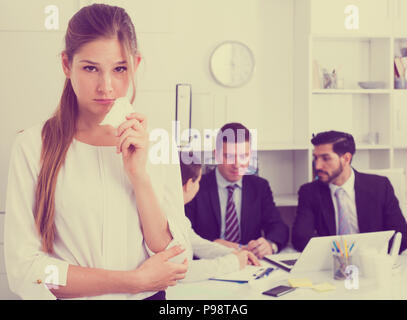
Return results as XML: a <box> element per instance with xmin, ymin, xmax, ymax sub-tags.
<box><xmin>287</xmin><ymin>0</ymin><xmax>407</xmax><ymax>207</ymax></box>
<box><xmin>312</xmin><ymin>89</ymin><xmax>392</xmax><ymax>94</ymax></box>
<box><xmin>184</xmin><ymin>1</ymin><xmax>407</xmax><ymax>208</ymax></box>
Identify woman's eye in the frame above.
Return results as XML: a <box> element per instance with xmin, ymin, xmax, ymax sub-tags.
<box><xmin>83</xmin><ymin>66</ymin><xmax>97</xmax><ymax>72</ymax></box>
<box><xmin>115</xmin><ymin>66</ymin><xmax>127</xmax><ymax>73</ymax></box>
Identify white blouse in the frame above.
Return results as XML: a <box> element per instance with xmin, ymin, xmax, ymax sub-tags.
<box><xmin>4</xmin><ymin>123</ymin><xmax>188</xmax><ymax>300</ymax></box>
<box><xmin>4</xmin><ymin>123</ymin><xmax>240</xmax><ymax>300</ymax></box>
<box><xmin>181</xmin><ymin>218</ymin><xmax>239</xmax><ymax>283</ymax></box>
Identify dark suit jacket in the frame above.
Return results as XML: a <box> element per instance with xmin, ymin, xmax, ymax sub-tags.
<box><xmin>292</xmin><ymin>169</ymin><xmax>407</xmax><ymax>253</ymax></box>
<box><xmin>185</xmin><ymin>169</ymin><xmax>289</xmax><ymax>251</ymax></box>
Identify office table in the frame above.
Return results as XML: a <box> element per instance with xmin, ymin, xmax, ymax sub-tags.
<box><xmin>167</xmin><ymin>253</ymin><xmax>407</xmax><ymax>300</ymax></box>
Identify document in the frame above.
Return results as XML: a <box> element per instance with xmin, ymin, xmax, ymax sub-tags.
<box><xmin>209</xmin><ymin>266</ymin><xmax>274</xmax><ymax>283</ymax></box>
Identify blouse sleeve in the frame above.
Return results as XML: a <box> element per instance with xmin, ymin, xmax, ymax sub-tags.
<box><xmin>4</xmin><ymin>131</ymin><xmax>69</xmax><ymax>300</ymax></box>
<box><xmin>179</xmin><ymin>219</ymin><xmax>239</xmax><ymax>282</ymax></box>
<box><xmin>182</xmin><ymin>254</ymin><xmax>240</xmax><ymax>283</ymax></box>
<box><xmin>186</xmin><ymin>218</ymin><xmax>235</xmax><ymax>259</ymax></box>
<box><xmin>143</xmin><ymin>159</ymin><xmax>190</xmax><ymax>263</ymax></box>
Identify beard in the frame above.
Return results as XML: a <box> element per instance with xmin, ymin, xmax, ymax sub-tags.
<box><xmin>316</xmin><ymin>162</ymin><xmax>343</xmax><ymax>184</ymax></box>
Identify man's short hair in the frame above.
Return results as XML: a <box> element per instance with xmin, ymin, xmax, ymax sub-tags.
<box><xmin>215</xmin><ymin>122</ymin><xmax>251</xmax><ymax>152</ymax></box>
<box><xmin>179</xmin><ymin>152</ymin><xmax>202</xmax><ymax>186</ymax></box>
<box><xmin>311</xmin><ymin>130</ymin><xmax>356</xmax><ymax>157</ymax></box>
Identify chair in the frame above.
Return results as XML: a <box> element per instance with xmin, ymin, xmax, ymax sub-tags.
<box><xmin>360</xmin><ymin>168</ymin><xmax>407</xmax><ymax>220</ymax></box>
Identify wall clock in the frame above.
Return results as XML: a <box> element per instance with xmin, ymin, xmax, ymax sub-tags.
<box><xmin>210</xmin><ymin>41</ymin><xmax>255</xmax><ymax>88</ymax></box>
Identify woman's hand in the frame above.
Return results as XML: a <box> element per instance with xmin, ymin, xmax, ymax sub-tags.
<box><xmin>127</xmin><ymin>246</ymin><xmax>188</xmax><ymax>293</ymax></box>
<box><xmin>116</xmin><ymin>113</ymin><xmax>149</xmax><ymax>179</ymax></box>
<box><xmin>232</xmin><ymin>250</ymin><xmax>260</xmax><ymax>269</ymax></box>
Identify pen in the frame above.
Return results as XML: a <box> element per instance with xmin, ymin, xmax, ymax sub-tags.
<box><xmin>335</xmin><ymin>240</ymin><xmax>344</xmax><ymax>257</ymax></box>
<box><xmin>255</xmin><ymin>267</ymin><xmax>274</xmax><ymax>280</ymax></box>
<box><xmin>349</xmin><ymin>241</ymin><xmax>355</xmax><ymax>253</ymax></box>
<box><xmin>332</xmin><ymin>240</ymin><xmax>340</xmax><ymax>254</ymax></box>
<box><xmin>262</xmin><ymin>268</ymin><xmax>274</xmax><ymax>279</ymax></box>
<box><xmin>344</xmin><ymin>239</ymin><xmax>349</xmax><ymax>259</ymax></box>
<box><xmin>253</xmin><ymin>268</ymin><xmax>264</xmax><ymax>276</ymax></box>
<box><xmin>210</xmin><ymin>279</ymin><xmax>248</xmax><ymax>284</ymax></box>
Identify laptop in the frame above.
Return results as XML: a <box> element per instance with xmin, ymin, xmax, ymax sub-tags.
<box><xmin>264</xmin><ymin>230</ymin><xmax>395</xmax><ymax>273</ymax></box>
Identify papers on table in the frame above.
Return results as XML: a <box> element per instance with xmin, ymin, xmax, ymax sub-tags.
<box><xmin>209</xmin><ymin>265</ymin><xmax>275</xmax><ymax>283</ymax></box>
<box><xmin>288</xmin><ymin>278</ymin><xmax>313</xmax><ymax>288</ymax></box>
<box><xmin>312</xmin><ymin>282</ymin><xmax>336</xmax><ymax>292</ymax></box>
<box><xmin>287</xmin><ymin>278</ymin><xmax>336</xmax><ymax>292</ymax></box>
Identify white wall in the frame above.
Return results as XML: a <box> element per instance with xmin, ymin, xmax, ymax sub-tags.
<box><xmin>0</xmin><ymin>0</ymin><xmax>294</xmax><ymax>212</ymax></box>
<box><xmin>0</xmin><ymin>0</ymin><xmax>294</xmax><ymax>299</ymax></box>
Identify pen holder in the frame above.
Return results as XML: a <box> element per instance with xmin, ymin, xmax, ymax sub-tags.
<box><xmin>333</xmin><ymin>255</ymin><xmax>352</xmax><ymax>280</ymax></box>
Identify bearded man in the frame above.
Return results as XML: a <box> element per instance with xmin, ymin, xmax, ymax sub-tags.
<box><xmin>292</xmin><ymin>131</ymin><xmax>407</xmax><ymax>253</ymax></box>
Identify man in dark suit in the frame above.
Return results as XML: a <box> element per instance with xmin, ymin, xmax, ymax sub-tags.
<box><xmin>185</xmin><ymin>123</ymin><xmax>289</xmax><ymax>258</ymax></box>
<box><xmin>292</xmin><ymin>131</ymin><xmax>407</xmax><ymax>253</ymax></box>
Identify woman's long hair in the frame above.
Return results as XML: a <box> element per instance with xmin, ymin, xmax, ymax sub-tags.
<box><xmin>34</xmin><ymin>4</ymin><xmax>138</xmax><ymax>253</ymax></box>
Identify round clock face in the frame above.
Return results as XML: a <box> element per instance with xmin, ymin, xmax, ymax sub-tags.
<box><xmin>210</xmin><ymin>41</ymin><xmax>255</xmax><ymax>88</ymax></box>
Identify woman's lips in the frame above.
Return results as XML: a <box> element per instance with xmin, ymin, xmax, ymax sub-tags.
<box><xmin>94</xmin><ymin>99</ymin><xmax>115</xmax><ymax>105</ymax></box>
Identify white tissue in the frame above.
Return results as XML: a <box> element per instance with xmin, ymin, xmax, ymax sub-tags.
<box><xmin>99</xmin><ymin>97</ymin><xmax>134</xmax><ymax>128</ymax></box>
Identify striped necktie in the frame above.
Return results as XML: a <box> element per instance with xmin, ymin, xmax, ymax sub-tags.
<box><xmin>225</xmin><ymin>184</ymin><xmax>240</xmax><ymax>242</ymax></box>
<box><xmin>334</xmin><ymin>187</ymin><xmax>351</xmax><ymax>235</ymax></box>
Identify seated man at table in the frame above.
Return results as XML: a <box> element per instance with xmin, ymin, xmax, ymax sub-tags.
<box><xmin>185</xmin><ymin>122</ymin><xmax>289</xmax><ymax>258</ymax></box>
<box><xmin>292</xmin><ymin>130</ymin><xmax>407</xmax><ymax>253</ymax></box>
<box><xmin>178</xmin><ymin>153</ymin><xmax>259</xmax><ymax>282</ymax></box>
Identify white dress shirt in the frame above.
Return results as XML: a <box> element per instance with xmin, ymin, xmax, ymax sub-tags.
<box><xmin>215</xmin><ymin>168</ymin><xmax>243</xmax><ymax>240</ymax></box>
<box><xmin>181</xmin><ymin>217</ymin><xmax>239</xmax><ymax>282</ymax></box>
<box><xmin>329</xmin><ymin>168</ymin><xmax>360</xmax><ymax>234</ymax></box>
<box><xmin>4</xmin><ymin>123</ymin><xmax>188</xmax><ymax>300</ymax></box>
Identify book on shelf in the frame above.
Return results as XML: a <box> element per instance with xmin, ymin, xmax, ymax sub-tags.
<box><xmin>394</xmin><ymin>56</ymin><xmax>405</xmax><ymax>78</ymax></box>
<box><xmin>401</xmin><ymin>57</ymin><xmax>407</xmax><ymax>72</ymax></box>
<box><xmin>395</xmin><ymin>63</ymin><xmax>400</xmax><ymax>78</ymax></box>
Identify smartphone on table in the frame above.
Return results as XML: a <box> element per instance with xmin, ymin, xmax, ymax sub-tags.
<box><xmin>262</xmin><ymin>285</ymin><xmax>296</xmax><ymax>297</ymax></box>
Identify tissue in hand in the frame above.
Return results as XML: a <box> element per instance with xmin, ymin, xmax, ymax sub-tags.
<box><xmin>99</xmin><ymin>97</ymin><xmax>134</xmax><ymax>128</ymax></box>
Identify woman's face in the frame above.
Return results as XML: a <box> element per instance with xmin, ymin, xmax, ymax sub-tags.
<box><xmin>62</xmin><ymin>37</ymin><xmax>135</xmax><ymax>122</ymax></box>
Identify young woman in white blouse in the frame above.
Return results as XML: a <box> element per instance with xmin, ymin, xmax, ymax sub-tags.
<box><xmin>4</xmin><ymin>4</ymin><xmax>188</xmax><ymax>300</ymax></box>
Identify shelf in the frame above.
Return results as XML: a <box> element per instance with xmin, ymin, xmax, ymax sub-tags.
<box><xmin>356</xmin><ymin>144</ymin><xmax>391</xmax><ymax>150</ymax></box>
<box><xmin>181</xmin><ymin>146</ymin><xmax>310</xmax><ymax>153</ymax></box>
<box><xmin>311</xmin><ymin>34</ymin><xmax>391</xmax><ymax>41</ymax></box>
<box><xmin>312</xmin><ymin>89</ymin><xmax>390</xmax><ymax>95</ymax></box>
<box><xmin>274</xmin><ymin>194</ymin><xmax>298</xmax><ymax>207</ymax></box>
<box><xmin>257</xmin><ymin>143</ymin><xmax>309</xmax><ymax>151</ymax></box>
<box><xmin>180</xmin><ymin>147</ymin><xmax>214</xmax><ymax>153</ymax></box>
<box><xmin>296</xmin><ymin>1</ymin><xmax>407</xmax><ymax>192</ymax></box>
